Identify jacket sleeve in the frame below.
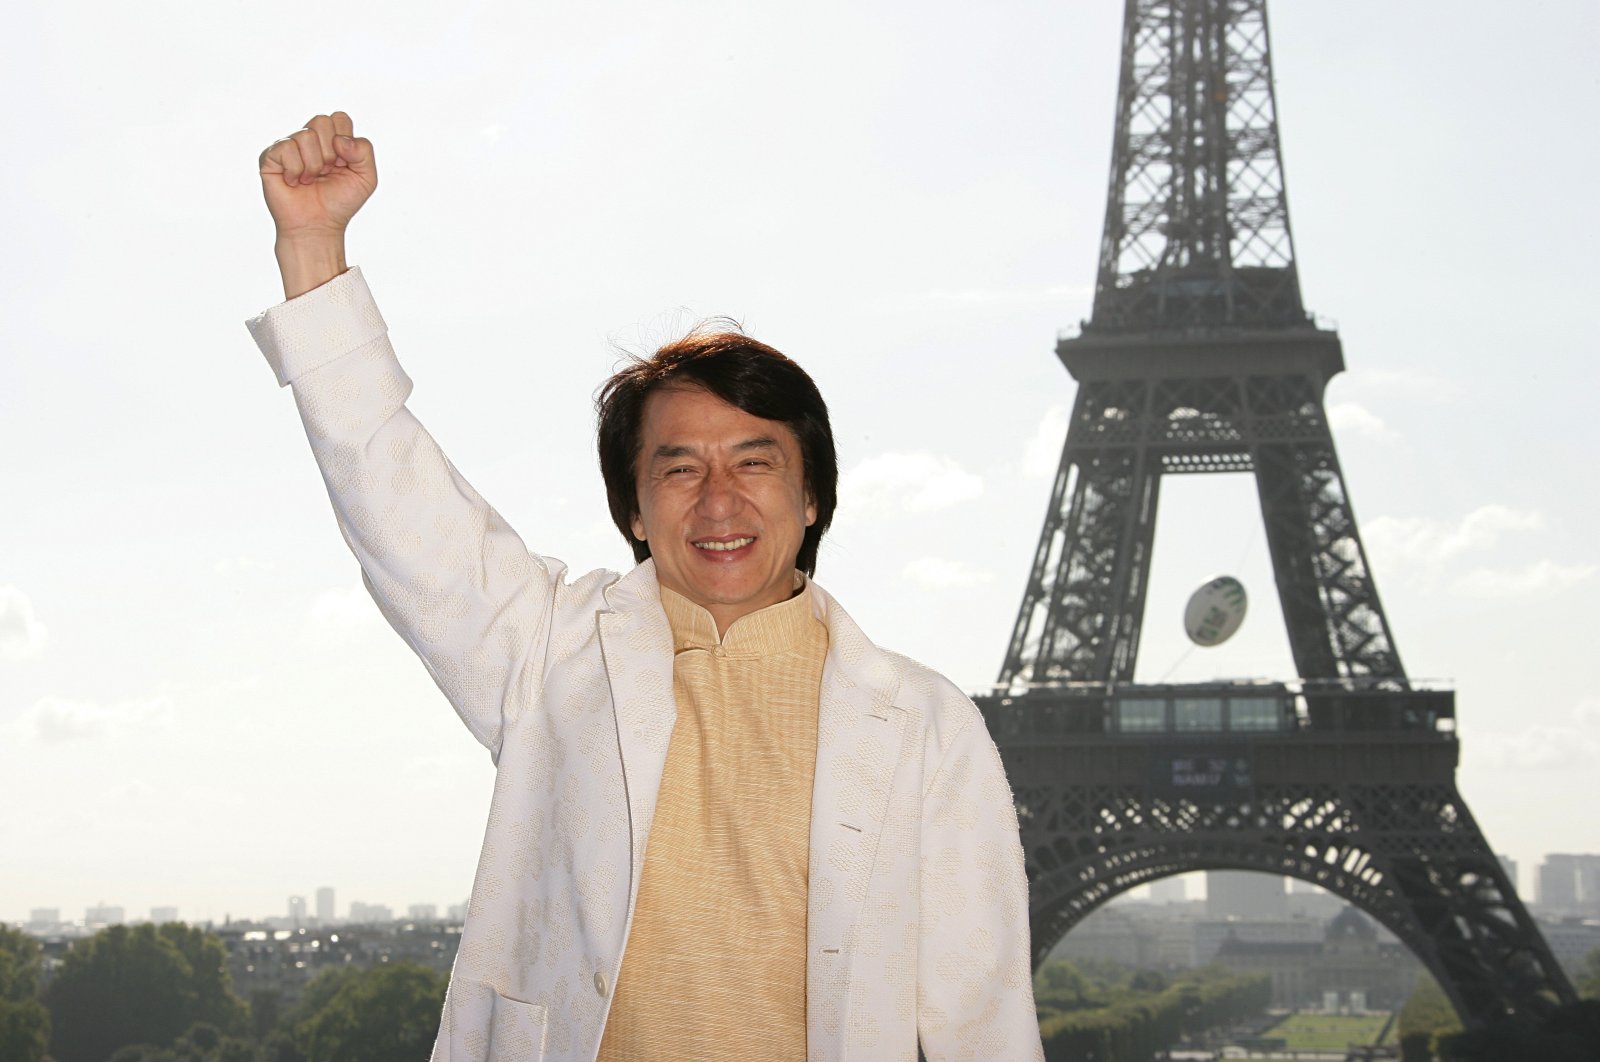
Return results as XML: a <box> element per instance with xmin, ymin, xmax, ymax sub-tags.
<box><xmin>918</xmin><ymin>711</ymin><xmax>1044</xmax><ymax>1061</ymax></box>
<box><xmin>246</xmin><ymin>267</ymin><xmax>555</xmax><ymax>758</ymax></box>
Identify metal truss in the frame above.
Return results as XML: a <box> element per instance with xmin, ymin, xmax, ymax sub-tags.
<box><xmin>997</xmin><ymin>371</ymin><xmax>1400</xmax><ymax>687</ymax></box>
<box><xmin>1093</xmin><ymin>0</ymin><xmax>1306</xmax><ymax>331</ymax></box>
<box><xmin>997</xmin><ymin>768</ymin><xmax>1574</xmax><ymax>1025</ymax></box>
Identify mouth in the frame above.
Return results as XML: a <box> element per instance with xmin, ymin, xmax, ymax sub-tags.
<box><xmin>692</xmin><ymin>536</ymin><xmax>755</xmax><ymax>553</ymax></box>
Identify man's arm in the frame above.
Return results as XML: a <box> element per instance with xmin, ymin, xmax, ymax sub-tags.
<box><xmin>258</xmin><ymin>111</ymin><xmax>369</xmax><ymax>298</ymax></box>
<box><xmin>917</xmin><ymin>713</ymin><xmax>1045</xmax><ymax>1061</ymax></box>
<box><xmin>250</xmin><ymin>113</ymin><xmax>556</xmax><ymax>756</ymax></box>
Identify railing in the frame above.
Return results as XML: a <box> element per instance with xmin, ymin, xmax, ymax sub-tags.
<box><xmin>975</xmin><ymin>678</ymin><xmax>1455</xmax><ymax>740</ymax></box>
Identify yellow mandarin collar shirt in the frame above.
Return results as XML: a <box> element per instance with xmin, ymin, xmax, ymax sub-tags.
<box><xmin>597</xmin><ymin>572</ymin><xmax>827</xmax><ymax>1062</ymax></box>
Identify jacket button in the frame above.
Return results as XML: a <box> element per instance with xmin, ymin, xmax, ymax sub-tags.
<box><xmin>594</xmin><ymin>971</ymin><xmax>608</xmax><ymax>996</ymax></box>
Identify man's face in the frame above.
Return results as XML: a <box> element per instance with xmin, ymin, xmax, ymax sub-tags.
<box><xmin>631</xmin><ymin>384</ymin><xmax>816</xmax><ymax>633</ymax></box>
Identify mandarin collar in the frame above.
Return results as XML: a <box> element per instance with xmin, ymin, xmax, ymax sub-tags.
<box><xmin>659</xmin><ymin>574</ymin><xmax>819</xmax><ymax>658</ymax></box>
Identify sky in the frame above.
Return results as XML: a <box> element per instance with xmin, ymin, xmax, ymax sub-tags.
<box><xmin>3</xmin><ymin>0</ymin><xmax>1598</xmax><ymax>927</ymax></box>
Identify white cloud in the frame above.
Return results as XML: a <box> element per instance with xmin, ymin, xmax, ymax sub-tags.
<box><xmin>24</xmin><ymin>695</ymin><xmax>175</xmax><ymax>744</ymax></box>
<box><xmin>839</xmin><ymin>452</ymin><xmax>983</xmax><ymax>519</ymax></box>
<box><xmin>0</xmin><ymin>585</ymin><xmax>49</xmax><ymax>662</ymax></box>
<box><xmin>1362</xmin><ymin>505</ymin><xmax>1543</xmax><ymax>569</ymax></box>
<box><xmin>1021</xmin><ymin>405</ymin><xmax>1069</xmax><ymax>479</ymax></box>
<box><xmin>903</xmin><ymin>556</ymin><xmax>993</xmax><ymax>590</ymax></box>
<box><xmin>1326</xmin><ymin>402</ymin><xmax>1398</xmax><ymax>441</ymax></box>
<box><xmin>1453</xmin><ymin>559</ymin><xmax>1598</xmax><ymax>598</ymax></box>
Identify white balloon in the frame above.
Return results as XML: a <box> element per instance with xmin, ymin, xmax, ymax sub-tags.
<box><xmin>1183</xmin><ymin>575</ymin><xmax>1248</xmax><ymax>647</ymax></box>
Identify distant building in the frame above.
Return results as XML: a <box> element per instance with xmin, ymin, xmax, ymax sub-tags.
<box><xmin>316</xmin><ymin>886</ymin><xmax>336</xmax><ymax>925</ymax></box>
<box><xmin>348</xmin><ymin>901</ymin><xmax>394</xmax><ymax>925</ymax></box>
<box><xmin>217</xmin><ymin>920</ymin><xmax>461</xmax><ymax>1008</ymax></box>
<box><xmin>85</xmin><ymin>904</ymin><xmax>124</xmax><ymax>928</ymax></box>
<box><xmin>28</xmin><ymin>909</ymin><xmax>60</xmax><ymax>932</ymax></box>
<box><xmin>288</xmin><ymin>895</ymin><xmax>307</xmax><ymax>927</ymax></box>
<box><xmin>1537</xmin><ymin>918</ymin><xmax>1600</xmax><ymax>979</ymax></box>
<box><xmin>1214</xmin><ymin>907</ymin><xmax>1419</xmax><ymax>1010</ymax></box>
<box><xmin>1052</xmin><ymin>909</ymin><xmax>1165</xmax><ymax>969</ymax></box>
<box><xmin>150</xmin><ymin>906</ymin><xmax>179</xmax><ymax>924</ymax></box>
<box><xmin>1194</xmin><ymin>917</ymin><xmax>1322</xmax><ymax>965</ymax></box>
<box><xmin>1538</xmin><ymin>854</ymin><xmax>1600</xmax><ymax>918</ymax></box>
<box><xmin>1206</xmin><ymin>871</ymin><xmax>1287</xmax><ymax>919</ymax></box>
<box><xmin>1285</xmin><ymin>887</ymin><xmax>1346</xmax><ymax>923</ymax></box>
<box><xmin>408</xmin><ymin>904</ymin><xmax>438</xmax><ymax>923</ymax></box>
<box><xmin>1150</xmin><ymin>877</ymin><xmax>1187</xmax><ymax>904</ymax></box>
<box><xmin>447</xmin><ymin>903</ymin><xmax>468</xmax><ymax>923</ymax></box>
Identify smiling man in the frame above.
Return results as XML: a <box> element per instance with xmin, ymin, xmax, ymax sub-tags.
<box><xmin>249</xmin><ymin>112</ymin><xmax>1042</xmax><ymax>1062</ymax></box>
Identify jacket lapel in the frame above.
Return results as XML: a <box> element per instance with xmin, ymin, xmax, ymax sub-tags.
<box><xmin>596</xmin><ymin>560</ymin><xmax>678</xmax><ymax>887</ymax></box>
<box><xmin>804</xmin><ymin>582</ymin><xmax>908</xmax><ymax>1045</ymax></box>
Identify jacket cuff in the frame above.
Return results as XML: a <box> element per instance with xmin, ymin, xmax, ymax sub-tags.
<box><xmin>245</xmin><ymin>266</ymin><xmax>388</xmax><ymax>387</ymax></box>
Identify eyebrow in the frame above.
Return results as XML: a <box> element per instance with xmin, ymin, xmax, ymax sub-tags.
<box><xmin>649</xmin><ymin>437</ymin><xmax>782</xmax><ymax>461</ymax></box>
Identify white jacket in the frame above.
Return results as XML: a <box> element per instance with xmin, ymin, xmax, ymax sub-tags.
<box><xmin>248</xmin><ymin>268</ymin><xmax>1043</xmax><ymax>1062</ymax></box>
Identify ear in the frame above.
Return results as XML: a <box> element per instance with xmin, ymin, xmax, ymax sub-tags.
<box><xmin>630</xmin><ymin>512</ymin><xmax>647</xmax><ymax>541</ymax></box>
<box><xmin>804</xmin><ymin>492</ymin><xmax>817</xmax><ymax>528</ymax></box>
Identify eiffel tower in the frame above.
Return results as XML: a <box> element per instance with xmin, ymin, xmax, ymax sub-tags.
<box><xmin>975</xmin><ymin>0</ymin><xmax>1576</xmax><ymax>1029</ymax></box>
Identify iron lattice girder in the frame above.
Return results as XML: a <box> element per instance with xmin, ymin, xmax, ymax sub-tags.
<box><xmin>975</xmin><ymin>688</ymin><xmax>1576</xmax><ymax>1026</ymax></box>
<box><xmin>1094</xmin><ymin>0</ymin><xmax>1304</xmax><ymax>331</ymax></box>
<box><xmin>997</xmin><ymin>351</ymin><xmax>1401</xmax><ymax>687</ymax></box>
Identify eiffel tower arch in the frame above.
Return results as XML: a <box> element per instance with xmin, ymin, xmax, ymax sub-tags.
<box><xmin>975</xmin><ymin>0</ymin><xmax>1576</xmax><ymax>1029</ymax></box>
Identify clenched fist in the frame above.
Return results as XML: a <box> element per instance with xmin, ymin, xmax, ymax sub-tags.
<box><xmin>259</xmin><ymin>111</ymin><xmax>377</xmax><ymax>298</ymax></box>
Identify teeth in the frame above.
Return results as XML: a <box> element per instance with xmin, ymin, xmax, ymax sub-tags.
<box><xmin>694</xmin><ymin>537</ymin><xmax>754</xmax><ymax>552</ymax></box>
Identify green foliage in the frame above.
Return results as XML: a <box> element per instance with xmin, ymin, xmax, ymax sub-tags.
<box><xmin>1435</xmin><ymin>1000</ymin><xmax>1600</xmax><ymax>1062</ymax></box>
<box><xmin>1396</xmin><ymin>970</ymin><xmax>1461</xmax><ymax>1050</ymax></box>
<box><xmin>106</xmin><ymin>1021</ymin><xmax>263</xmax><ymax>1062</ymax></box>
<box><xmin>1034</xmin><ymin>959</ymin><xmax>1093</xmax><ymax>1014</ymax></box>
<box><xmin>0</xmin><ymin>928</ymin><xmax>50</xmax><ymax>1062</ymax></box>
<box><xmin>0</xmin><ymin>926</ymin><xmax>43</xmax><ymax>1001</ymax></box>
<box><xmin>0</xmin><ymin>999</ymin><xmax>52</xmax><ymax>1062</ymax></box>
<box><xmin>291</xmin><ymin>961</ymin><xmax>446</xmax><ymax>1062</ymax></box>
<box><xmin>1399</xmin><ymin>1030</ymin><xmax>1434</xmax><ymax>1061</ymax></box>
<box><xmin>43</xmin><ymin>923</ymin><xmax>248</xmax><ymax>1062</ymax></box>
<box><xmin>1037</xmin><ymin>968</ymin><xmax>1270</xmax><ymax>1062</ymax></box>
<box><xmin>249</xmin><ymin>990</ymin><xmax>282</xmax><ymax>1041</ymax></box>
<box><xmin>1578</xmin><ymin>947</ymin><xmax>1600</xmax><ymax>1000</ymax></box>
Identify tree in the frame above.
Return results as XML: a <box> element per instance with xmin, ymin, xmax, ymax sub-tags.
<box><xmin>0</xmin><ymin>927</ymin><xmax>50</xmax><ymax>1062</ymax></box>
<box><xmin>106</xmin><ymin>1020</ymin><xmax>262</xmax><ymax>1062</ymax></box>
<box><xmin>44</xmin><ymin>923</ymin><xmax>248</xmax><ymax>1062</ymax></box>
<box><xmin>0</xmin><ymin>999</ymin><xmax>52</xmax><ymax>1062</ymax></box>
<box><xmin>0</xmin><ymin>926</ymin><xmax>43</xmax><ymax>1000</ymax></box>
<box><xmin>293</xmin><ymin>962</ymin><xmax>446</xmax><ymax>1062</ymax></box>
<box><xmin>1435</xmin><ymin>1000</ymin><xmax>1600</xmax><ymax>1062</ymax></box>
<box><xmin>1578</xmin><ymin>947</ymin><xmax>1600</xmax><ymax>1000</ymax></box>
<box><xmin>1396</xmin><ymin>970</ymin><xmax>1461</xmax><ymax>1053</ymax></box>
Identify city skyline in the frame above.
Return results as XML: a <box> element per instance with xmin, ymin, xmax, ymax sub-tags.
<box><xmin>18</xmin><ymin>849</ymin><xmax>1600</xmax><ymax>933</ymax></box>
<box><xmin>4</xmin><ymin>0</ymin><xmax>1598</xmax><ymax>923</ymax></box>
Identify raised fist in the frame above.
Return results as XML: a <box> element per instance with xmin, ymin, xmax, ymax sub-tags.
<box><xmin>258</xmin><ymin>111</ymin><xmax>377</xmax><ymax>241</ymax></box>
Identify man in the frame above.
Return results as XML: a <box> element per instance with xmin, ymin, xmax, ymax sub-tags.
<box><xmin>250</xmin><ymin>112</ymin><xmax>1042</xmax><ymax>1061</ymax></box>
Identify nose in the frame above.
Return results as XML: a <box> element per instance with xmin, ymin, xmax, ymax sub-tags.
<box><xmin>694</xmin><ymin>466</ymin><xmax>742</xmax><ymax>521</ymax></box>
